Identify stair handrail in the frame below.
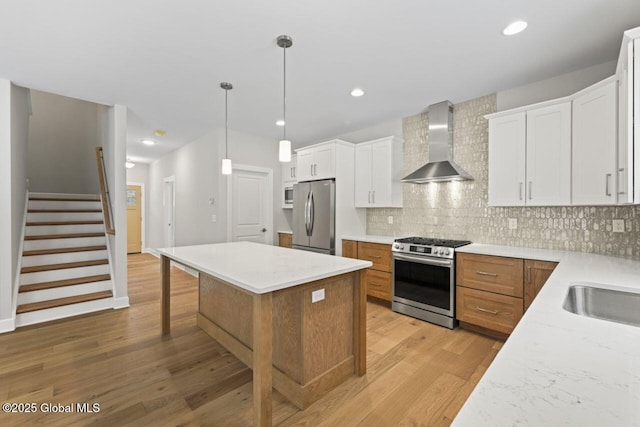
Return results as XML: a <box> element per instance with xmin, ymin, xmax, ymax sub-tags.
<box><xmin>95</xmin><ymin>147</ymin><xmax>115</xmax><ymax>235</ymax></box>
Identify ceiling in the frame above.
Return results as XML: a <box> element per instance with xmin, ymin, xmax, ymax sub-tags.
<box><xmin>1</xmin><ymin>1</ymin><xmax>639</xmax><ymax>163</ymax></box>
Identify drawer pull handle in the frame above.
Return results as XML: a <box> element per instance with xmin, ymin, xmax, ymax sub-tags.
<box><xmin>370</xmin><ymin>282</ymin><xmax>381</xmax><ymax>286</ymax></box>
<box><xmin>476</xmin><ymin>307</ymin><xmax>499</xmax><ymax>315</ymax></box>
<box><xmin>476</xmin><ymin>271</ymin><xmax>498</xmax><ymax>277</ymax></box>
<box><xmin>369</xmin><ymin>255</ymin><xmax>382</xmax><ymax>259</ymax></box>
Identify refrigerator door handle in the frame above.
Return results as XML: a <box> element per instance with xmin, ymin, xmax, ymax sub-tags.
<box><xmin>304</xmin><ymin>192</ymin><xmax>311</xmax><ymax>237</ymax></box>
<box><xmin>309</xmin><ymin>191</ymin><xmax>315</xmax><ymax>236</ymax></box>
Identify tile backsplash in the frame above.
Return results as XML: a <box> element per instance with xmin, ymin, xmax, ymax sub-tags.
<box><xmin>367</xmin><ymin>94</ymin><xmax>640</xmax><ymax>258</ymax></box>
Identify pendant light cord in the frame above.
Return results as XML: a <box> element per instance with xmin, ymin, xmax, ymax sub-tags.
<box><xmin>225</xmin><ymin>87</ymin><xmax>229</xmax><ymax>158</ymax></box>
<box><xmin>283</xmin><ymin>43</ymin><xmax>287</xmax><ymax>141</ymax></box>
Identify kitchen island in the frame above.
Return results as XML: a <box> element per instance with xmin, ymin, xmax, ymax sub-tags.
<box><xmin>157</xmin><ymin>241</ymin><xmax>371</xmax><ymax>427</ymax></box>
<box><xmin>453</xmin><ymin>244</ymin><xmax>640</xmax><ymax>426</ymax></box>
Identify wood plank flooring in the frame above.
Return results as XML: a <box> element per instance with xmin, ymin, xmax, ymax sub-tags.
<box><xmin>0</xmin><ymin>253</ymin><xmax>502</xmax><ymax>426</ymax></box>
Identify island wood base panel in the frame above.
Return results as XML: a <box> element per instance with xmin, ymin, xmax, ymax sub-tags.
<box><xmin>198</xmin><ymin>272</ymin><xmax>360</xmax><ymax>410</ymax></box>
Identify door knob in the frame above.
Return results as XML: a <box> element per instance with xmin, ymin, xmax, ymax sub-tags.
<box><xmin>261</xmin><ymin>228</ymin><xmax>267</xmax><ymax>232</ymax></box>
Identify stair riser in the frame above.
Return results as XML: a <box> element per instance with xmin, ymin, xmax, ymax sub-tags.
<box><xmin>18</xmin><ymin>280</ymin><xmax>112</xmax><ymax>304</ymax></box>
<box><xmin>15</xmin><ymin>297</ymin><xmax>114</xmax><ymax>327</ymax></box>
<box><xmin>23</xmin><ymin>236</ymin><xmax>107</xmax><ymax>251</ymax></box>
<box><xmin>27</xmin><ymin>212</ymin><xmax>103</xmax><ymax>222</ymax></box>
<box><xmin>22</xmin><ymin>250</ymin><xmax>109</xmax><ymax>268</ymax></box>
<box><xmin>26</xmin><ymin>224</ymin><xmax>105</xmax><ymax>236</ymax></box>
<box><xmin>21</xmin><ymin>264</ymin><xmax>111</xmax><ymax>286</ymax></box>
<box><xmin>29</xmin><ymin>200</ymin><xmax>102</xmax><ymax>210</ymax></box>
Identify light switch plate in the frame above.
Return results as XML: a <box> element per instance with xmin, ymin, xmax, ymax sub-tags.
<box><xmin>388</xmin><ymin>216</ymin><xmax>394</xmax><ymax>225</ymax></box>
<box><xmin>311</xmin><ymin>288</ymin><xmax>325</xmax><ymax>303</ymax></box>
<box><xmin>508</xmin><ymin>218</ymin><xmax>517</xmax><ymax>229</ymax></box>
<box><xmin>613</xmin><ymin>219</ymin><xmax>625</xmax><ymax>233</ymax></box>
<box><xmin>211</xmin><ymin>214</ymin><xmax>217</xmax><ymax>223</ymax></box>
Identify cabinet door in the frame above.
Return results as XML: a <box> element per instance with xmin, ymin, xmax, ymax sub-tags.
<box><xmin>488</xmin><ymin>112</ymin><xmax>526</xmax><ymax>206</ymax></box>
<box><xmin>281</xmin><ymin>154</ymin><xmax>297</xmax><ymax>184</ymax></box>
<box><xmin>313</xmin><ymin>144</ymin><xmax>336</xmax><ymax>180</ymax></box>
<box><xmin>342</xmin><ymin>240</ymin><xmax>358</xmax><ymax>259</ymax></box>
<box><xmin>526</xmin><ymin>102</ymin><xmax>571</xmax><ymax>206</ymax></box>
<box><xmin>523</xmin><ymin>259</ymin><xmax>557</xmax><ymax>311</ymax></box>
<box><xmin>296</xmin><ymin>150</ymin><xmax>315</xmax><ymax>182</ymax></box>
<box><xmin>354</xmin><ymin>143</ymin><xmax>373</xmax><ymax>207</ymax></box>
<box><xmin>572</xmin><ymin>80</ymin><xmax>617</xmax><ymax>205</ymax></box>
<box><xmin>371</xmin><ymin>140</ymin><xmax>392</xmax><ymax>205</ymax></box>
<box><xmin>618</xmin><ymin>41</ymin><xmax>634</xmax><ymax>204</ymax></box>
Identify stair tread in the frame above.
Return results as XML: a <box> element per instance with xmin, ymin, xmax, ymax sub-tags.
<box><xmin>28</xmin><ymin>209</ymin><xmax>102</xmax><ymax>213</ymax></box>
<box><xmin>16</xmin><ymin>291</ymin><xmax>113</xmax><ymax>314</ymax></box>
<box><xmin>26</xmin><ymin>221</ymin><xmax>104</xmax><ymax>226</ymax></box>
<box><xmin>21</xmin><ymin>259</ymin><xmax>109</xmax><ymax>274</ymax></box>
<box><xmin>25</xmin><ymin>233</ymin><xmax>105</xmax><ymax>241</ymax></box>
<box><xmin>19</xmin><ymin>274</ymin><xmax>111</xmax><ymax>293</ymax></box>
<box><xmin>29</xmin><ymin>196</ymin><xmax>100</xmax><ymax>202</ymax></box>
<box><xmin>23</xmin><ymin>245</ymin><xmax>107</xmax><ymax>256</ymax></box>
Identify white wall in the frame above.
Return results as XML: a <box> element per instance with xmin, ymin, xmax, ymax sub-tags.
<box><xmin>147</xmin><ymin>128</ymin><xmax>284</xmax><ymax>249</ymax></box>
<box><xmin>330</xmin><ymin>118</ymin><xmax>403</xmax><ymax>143</ymax></box>
<box><xmin>27</xmin><ymin>90</ymin><xmax>108</xmax><ymax>194</ymax></box>
<box><xmin>497</xmin><ymin>60</ymin><xmax>616</xmax><ymax>111</ymax></box>
<box><xmin>0</xmin><ymin>81</ymin><xmax>30</xmax><ymax>331</ymax></box>
<box><xmin>104</xmin><ymin>105</ymin><xmax>129</xmax><ymax>309</ymax></box>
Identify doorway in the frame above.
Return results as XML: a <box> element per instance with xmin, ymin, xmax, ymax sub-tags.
<box><xmin>164</xmin><ymin>176</ymin><xmax>175</xmax><ymax>247</ymax></box>
<box><xmin>226</xmin><ymin>165</ymin><xmax>273</xmax><ymax>244</ymax></box>
<box><xmin>126</xmin><ymin>183</ymin><xmax>143</xmax><ymax>253</ymax></box>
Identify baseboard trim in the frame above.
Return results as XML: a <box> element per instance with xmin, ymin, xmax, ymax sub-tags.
<box><xmin>0</xmin><ymin>317</ymin><xmax>16</xmax><ymax>334</ymax></box>
<box><xmin>113</xmin><ymin>296</ymin><xmax>130</xmax><ymax>309</ymax></box>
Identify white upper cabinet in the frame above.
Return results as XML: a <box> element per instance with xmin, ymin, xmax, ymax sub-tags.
<box><xmin>487</xmin><ymin>102</ymin><xmax>570</xmax><ymax>207</ymax></box>
<box><xmin>572</xmin><ymin>78</ymin><xmax>617</xmax><ymax>205</ymax></box>
<box><xmin>488</xmin><ymin>112</ymin><xmax>526</xmax><ymax>206</ymax></box>
<box><xmin>526</xmin><ymin>102</ymin><xmax>572</xmax><ymax>205</ymax></box>
<box><xmin>616</xmin><ymin>30</ymin><xmax>640</xmax><ymax>204</ymax></box>
<box><xmin>281</xmin><ymin>154</ymin><xmax>297</xmax><ymax>183</ymax></box>
<box><xmin>296</xmin><ymin>142</ymin><xmax>336</xmax><ymax>181</ymax></box>
<box><xmin>354</xmin><ymin>136</ymin><xmax>403</xmax><ymax>208</ymax></box>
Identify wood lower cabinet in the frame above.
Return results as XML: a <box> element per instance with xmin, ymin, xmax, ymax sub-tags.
<box><xmin>456</xmin><ymin>252</ymin><xmax>557</xmax><ymax>337</ymax></box>
<box><xmin>278</xmin><ymin>233</ymin><xmax>292</xmax><ymax>248</ymax></box>
<box><xmin>524</xmin><ymin>259</ymin><xmax>558</xmax><ymax>311</ymax></box>
<box><xmin>457</xmin><ymin>287</ymin><xmax>524</xmax><ymax>335</ymax></box>
<box><xmin>342</xmin><ymin>239</ymin><xmax>392</xmax><ymax>302</ymax></box>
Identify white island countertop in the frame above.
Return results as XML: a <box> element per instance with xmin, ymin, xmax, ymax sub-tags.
<box><xmin>453</xmin><ymin>244</ymin><xmax>640</xmax><ymax>427</ymax></box>
<box><xmin>157</xmin><ymin>241</ymin><xmax>372</xmax><ymax>294</ymax></box>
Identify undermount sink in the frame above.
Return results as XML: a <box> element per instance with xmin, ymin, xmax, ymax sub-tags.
<box><xmin>563</xmin><ymin>283</ymin><xmax>640</xmax><ymax>327</ymax></box>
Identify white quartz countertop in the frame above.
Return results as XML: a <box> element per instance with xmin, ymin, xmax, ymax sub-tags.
<box><xmin>341</xmin><ymin>235</ymin><xmax>397</xmax><ymax>245</ymax></box>
<box><xmin>157</xmin><ymin>241</ymin><xmax>371</xmax><ymax>294</ymax></box>
<box><xmin>453</xmin><ymin>244</ymin><xmax>640</xmax><ymax>427</ymax></box>
<box><xmin>277</xmin><ymin>230</ymin><xmax>292</xmax><ymax>234</ymax></box>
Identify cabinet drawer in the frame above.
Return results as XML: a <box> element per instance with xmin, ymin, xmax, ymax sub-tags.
<box><xmin>457</xmin><ymin>253</ymin><xmax>523</xmax><ymax>297</ymax></box>
<box><xmin>342</xmin><ymin>240</ymin><xmax>358</xmax><ymax>259</ymax></box>
<box><xmin>365</xmin><ymin>269</ymin><xmax>392</xmax><ymax>301</ymax></box>
<box><xmin>357</xmin><ymin>242</ymin><xmax>392</xmax><ymax>272</ymax></box>
<box><xmin>456</xmin><ymin>287</ymin><xmax>523</xmax><ymax>335</ymax></box>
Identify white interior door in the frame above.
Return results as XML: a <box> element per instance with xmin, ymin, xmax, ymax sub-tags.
<box><xmin>228</xmin><ymin>166</ymin><xmax>273</xmax><ymax>244</ymax></box>
<box><xmin>164</xmin><ymin>177</ymin><xmax>175</xmax><ymax>247</ymax></box>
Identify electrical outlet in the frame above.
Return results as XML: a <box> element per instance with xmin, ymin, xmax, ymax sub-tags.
<box><xmin>388</xmin><ymin>215</ymin><xmax>394</xmax><ymax>225</ymax></box>
<box><xmin>508</xmin><ymin>218</ymin><xmax>517</xmax><ymax>230</ymax></box>
<box><xmin>612</xmin><ymin>219</ymin><xmax>625</xmax><ymax>233</ymax></box>
<box><xmin>211</xmin><ymin>214</ymin><xmax>217</xmax><ymax>223</ymax></box>
<box><xmin>311</xmin><ymin>288</ymin><xmax>325</xmax><ymax>303</ymax></box>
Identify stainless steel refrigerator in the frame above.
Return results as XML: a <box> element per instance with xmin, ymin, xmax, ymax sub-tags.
<box><xmin>292</xmin><ymin>179</ymin><xmax>335</xmax><ymax>254</ymax></box>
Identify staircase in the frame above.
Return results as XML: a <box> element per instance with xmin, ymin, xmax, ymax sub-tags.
<box><xmin>16</xmin><ymin>193</ymin><xmax>115</xmax><ymax>327</ymax></box>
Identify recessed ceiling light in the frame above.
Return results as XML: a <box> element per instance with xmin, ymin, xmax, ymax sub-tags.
<box><xmin>502</xmin><ymin>21</ymin><xmax>528</xmax><ymax>36</ymax></box>
<box><xmin>125</xmin><ymin>160</ymin><xmax>135</xmax><ymax>169</ymax></box>
<box><xmin>350</xmin><ymin>88</ymin><xmax>365</xmax><ymax>97</ymax></box>
<box><xmin>276</xmin><ymin>119</ymin><xmax>285</xmax><ymax>126</ymax></box>
<box><xmin>154</xmin><ymin>130</ymin><xmax>166</xmax><ymax>137</ymax></box>
<box><xmin>142</xmin><ymin>139</ymin><xmax>155</xmax><ymax>146</ymax></box>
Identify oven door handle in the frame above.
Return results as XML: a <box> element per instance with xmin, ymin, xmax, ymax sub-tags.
<box><xmin>393</xmin><ymin>253</ymin><xmax>453</xmax><ymax>267</ymax></box>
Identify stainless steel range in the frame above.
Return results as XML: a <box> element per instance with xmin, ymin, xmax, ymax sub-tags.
<box><xmin>392</xmin><ymin>237</ymin><xmax>471</xmax><ymax>329</ymax></box>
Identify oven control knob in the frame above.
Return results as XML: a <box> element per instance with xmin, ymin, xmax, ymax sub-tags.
<box><xmin>394</xmin><ymin>243</ymin><xmax>401</xmax><ymax>250</ymax></box>
<box><xmin>435</xmin><ymin>249</ymin><xmax>442</xmax><ymax>255</ymax></box>
<box><xmin>444</xmin><ymin>249</ymin><xmax>450</xmax><ymax>256</ymax></box>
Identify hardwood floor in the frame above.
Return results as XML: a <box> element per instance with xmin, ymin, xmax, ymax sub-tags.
<box><xmin>0</xmin><ymin>253</ymin><xmax>502</xmax><ymax>426</ymax></box>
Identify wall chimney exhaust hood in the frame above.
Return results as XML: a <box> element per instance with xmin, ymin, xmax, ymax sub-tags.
<box><xmin>402</xmin><ymin>101</ymin><xmax>473</xmax><ymax>183</ymax></box>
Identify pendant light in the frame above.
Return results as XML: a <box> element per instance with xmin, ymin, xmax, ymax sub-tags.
<box><xmin>220</xmin><ymin>82</ymin><xmax>233</xmax><ymax>175</ymax></box>
<box><xmin>277</xmin><ymin>35</ymin><xmax>293</xmax><ymax>162</ymax></box>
